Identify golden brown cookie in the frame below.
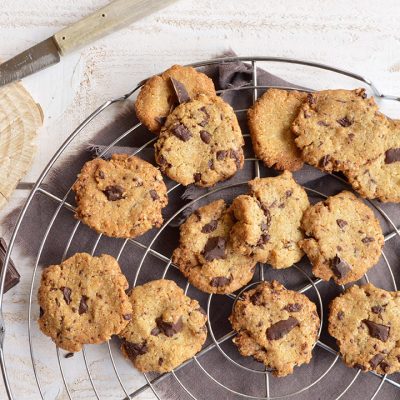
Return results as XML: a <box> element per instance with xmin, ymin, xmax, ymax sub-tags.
<box><xmin>172</xmin><ymin>199</ymin><xmax>257</xmax><ymax>294</ymax></box>
<box><xmin>119</xmin><ymin>279</ymin><xmax>207</xmax><ymax>373</ymax></box>
<box><xmin>229</xmin><ymin>280</ymin><xmax>320</xmax><ymax>377</ymax></box>
<box><xmin>38</xmin><ymin>253</ymin><xmax>132</xmax><ymax>352</ymax></box>
<box><xmin>135</xmin><ymin>65</ymin><xmax>216</xmax><ymax>133</ymax></box>
<box><xmin>73</xmin><ymin>154</ymin><xmax>168</xmax><ymax>238</ymax></box>
<box><xmin>248</xmin><ymin>88</ymin><xmax>306</xmax><ymax>171</ymax></box>
<box><xmin>300</xmin><ymin>191</ymin><xmax>384</xmax><ymax>285</ymax></box>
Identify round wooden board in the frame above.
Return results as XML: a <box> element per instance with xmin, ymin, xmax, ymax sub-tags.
<box><xmin>0</xmin><ymin>82</ymin><xmax>43</xmax><ymax>210</ymax></box>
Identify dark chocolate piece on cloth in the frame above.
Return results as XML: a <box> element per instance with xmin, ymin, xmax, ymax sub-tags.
<box><xmin>0</xmin><ymin>238</ymin><xmax>20</xmax><ymax>293</ymax></box>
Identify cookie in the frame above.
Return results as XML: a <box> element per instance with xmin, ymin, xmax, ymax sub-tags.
<box><xmin>154</xmin><ymin>94</ymin><xmax>244</xmax><ymax>187</ymax></box>
<box><xmin>230</xmin><ymin>171</ymin><xmax>309</xmax><ymax>269</ymax></box>
<box><xmin>347</xmin><ymin>119</ymin><xmax>400</xmax><ymax>203</ymax></box>
<box><xmin>38</xmin><ymin>253</ymin><xmax>132</xmax><ymax>352</ymax></box>
<box><xmin>292</xmin><ymin>89</ymin><xmax>388</xmax><ymax>173</ymax></box>
<box><xmin>300</xmin><ymin>191</ymin><xmax>384</xmax><ymax>285</ymax></box>
<box><xmin>73</xmin><ymin>154</ymin><xmax>168</xmax><ymax>238</ymax></box>
<box><xmin>135</xmin><ymin>65</ymin><xmax>216</xmax><ymax>133</ymax></box>
<box><xmin>329</xmin><ymin>283</ymin><xmax>400</xmax><ymax>374</ymax></box>
<box><xmin>248</xmin><ymin>88</ymin><xmax>306</xmax><ymax>171</ymax></box>
<box><xmin>229</xmin><ymin>280</ymin><xmax>320</xmax><ymax>377</ymax></box>
<box><xmin>172</xmin><ymin>199</ymin><xmax>257</xmax><ymax>294</ymax></box>
<box><xmin>119</xmin><ymin>279</ymin><xmax>207</xmax><ymax>373</ymax></box>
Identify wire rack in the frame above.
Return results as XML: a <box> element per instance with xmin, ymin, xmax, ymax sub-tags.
<box><xmin>1</xmin><ymin>56</ymin><xmax>400</xmax><ymax>400</ymax></box>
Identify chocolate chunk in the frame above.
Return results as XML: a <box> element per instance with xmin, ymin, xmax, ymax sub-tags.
<box><xmin>78</xmin><ymin>295</ymin><xmax>88</xmax><ymax>315</ymax></box>
<box><xmin>198</xmin><ymin>106</ymin><xmax>210</xmax><ymax>126</ymax></box>
<box><xmin>337</xmin><ymin>117</ymin><xmax>352</xmax><ymax>127</ymax></box>
<box><xmin>317</xmin><ymin>121</ymin><xmax>329</xmax><ymax>127</ymax></box>
<box><xmin>173</xmin><ymin>124</ymin><xmax>192</xmax><ymax>141</ymax></box>
<box><xmin>201</xmin><ymin>220</ymin><xmax>218</xmax><ymax>233</ymax></box>
<box><xmin>60</xmin><ymin>287</ymin><xmax>72</xmax><ymax>305</ymax></box>
<box><xmin>330</xmin><ymin>255</ymin><xmax>352</xmax><ymax>279</ymax></box>
<box><xmin>210</xmin><ymin>276</ymin><xmax>231</xmax><ymax>287</ymax></box>
<box><xmin>65</xmin><ymin>352</ymin><xmax>74</xmax><ymax>359</ymax></box>
<box><xmin>285</xmin><ymin>190</ymin><xmax>293</xmax><ymax>198</ymax></box>
<box><xmin>354</xmin><ymin>363</ymin><xmax>366</xmax><ymax>371</ymax></box>
<box><xmin>150</xmin><ymin>327</ymin><xmax>160</xmax><ymax>336</ymax></box>
<box><xmin>283</xmin><ymin>303</ymin><xmax>302</xmax><ymax>312</ymax></box>
<box><xmin>363</xmin><ymin>319</ymin><xmax>390</xmax><ymax>342</ymax></box>
<box><xmin>202</xmin><ymin>237</ymin><xmax>226</xmax><ymax>261</ymax></box>
<box><xmin>230</xmin><ymin>149</ymin><xmax>242</xmax><ymax>169</ymax></box>
<box><xmin>194</xmin><ymin>210</ymin><xmax>201</xmax><ymax>222</ymax></box>
<box><xmin>155</xmin><ymin>316</ymin><xmax>183</xmax><ymax>337</ymax></box>
<box><xmin>149</xmin><ymin>189</ymin><xmax>159</xmax><ymax>201</ymax></box>
<box><xmin>250</xmin><ymin>291</ymin><xmax>263</xmax><ymax>305</ymax></box>
<box><xmin>98</xmin><ymin>170</ymin><xmax>105</xmax><ymax>179</ymax></box>
<box><xmin>200</xmin><ymin>130</ymin><xmax>211</xmax><ymax>144</ymax></box>
<box><xmin>193</xmin><ymin>173</ymin><xmax>202</xmax><ymax>183</ymax></box>
<box><xmin>380</xmin><ymin>361</ymin><xmax>390</xmax><ymax>373</ymax></box>
<box><xmin>337</xmin><ymin>311</ymin><xmax>345</xmax><ymax>320</ymax></box>
<box><xmin>154</xmin><ymin>116</ymin><xmax>167</xmax><ymax>125</ymax></box>
<box><xmin>158</xmin><ymin>154</ymin><xmax>168</xmax><ymax>166</ymax></box>
<box><xmin>266</xmin><ymin>317</ymin><xmax>299</xmax><ymax>340</ymax></box>
<box><xmin>158</xmin><ymin>357</ymin><xmax>164</xmax><ymax>366</ymax></box>
<box><xmin>307</xmin><ymin>93</ymin><xmax>316</xmax><ymax>106</ymax></box>
<box><xmin>385</xmin><ymin>148</ymin><xmax>400</xmax><ymax>164</ymax></box>
<box><xmin>369</xmin><ymin>354</ymin><xmax>385</xmax><ymax>368</ymax></box>
<box><xmin>123</xmin><ymin>314</ymin><xmax>132</xmax><ymax>320</ymax></box>
<box><xmin>362</xmin><ymin>236</ymin><xmax>375</xmax><ymax>244</ymax></box>
<box><xmin>336</xmin><ymin>219</ymin><xmax>348</xmax><ymax>229</ymax></box>
<box><xmin>170</xmin><ymin>77</ymin><xmax>190</xmax><ymax>104</ymax></box>
<box><xmin>123</xmin><ymin>341</ymin><xmax>148</xmax><ymax>359</ymax></box>
<box><xmin>319</xmin><ymin>155</ymin><xmax>331</xmax><ymax>168</ymax></box>
<box><xmin>39</xmin><ymin>307</ymin><xmax>44</xmax><ymax>318</ymax></box>
<box><xmin>216</xmin><ymin>150</ymin><xmax>228</xmax><ymax>160</ymax></box>
<box><xmin>103</xmin><ymin>185</ymin><xmax>125</xmax><ymax>201</ymax></box>
<box><xmin>257</xmin><ymin>233</ymin><xmax>270</xmax><ymax>246</ymax></box>
<box><xmin>208</xmin><ymin>159</ymin><xmax>214</xmax><ymax>169</ymax></box>
<box><xmin>371</xmin><ymin>305</ymin><xmax>384</xmax><ymax>314</ymax></box>
<box><xmin>0</xmin><ymin>238</ymin><xmax>20</xmax><ymax>293</ymax></box>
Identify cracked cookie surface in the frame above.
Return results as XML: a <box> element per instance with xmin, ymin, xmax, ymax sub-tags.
<box><xmin>172</xmin><ymin>199</ymin><xmax>257</xmax><ymax>294</ymax></box>
<box><xmin>229</xmin><ymin>280</ymin><xmax>320</xmax><ymax>377</ymax></box>
<box><xmin>329</xmin><ymin>283</ymin><xmax>400</xmax><ymax>374</ymax></box>
<box><xmin>73</xmin><ymin>154</ymin><xmax>168</xmax><ymax>238</ymax></box>
<box><xmin>248</xmin><ymin>88</ymin><xmax>306</xmax><ymax>171</ymax></box>
<box><xmin>119</xmin><ymin>279</ymin><xmax>207</xmax><ymax>372</ymax></box>
<box><xmin>38</xmin><ymin>253</ymin><xmax>132</xmax><ymax>352</ymax></box>
<box><xmin>300</xmin><ymin>191</ymin><xmax>384</xmax><ymax>285</ymax></box>
<box><xmin>154</xmin><ymin>94</ymin><xmax>244</xmax><ymax>187</ymax></box>
<box><xmin>230</xmin><ymin>171</ymin><xmax>309</xmax><ymax>268</ymax></box>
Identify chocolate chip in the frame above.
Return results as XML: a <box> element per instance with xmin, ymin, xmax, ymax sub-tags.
<box><xmin>78</xmin><ymin>295</ymin><xmax>88</xmax><ymax>315</ymax></box>
<box><xmin>155</xmin><ymin>116</ymin><xmax>167</xmax><ymax>125</ymax></box>
<box><xmin>65</xmin><ymin>352</ymin><xmax>74</xmax><ymax>359</ymax></box>
<box><xmin>123</xmin><ymin>341</ymin><xmax>148</xmax><ymax>359</ymax></box>
<box><xmin>155</xmin><ymin>316</ymin><xmax>183</xmax><ymax>337</ymax></box>
<box><xmin>123</xmin><ymin>314</ymin><xmax>132</xmax><ymax>320</ymax></box>
<box><xmin>285</xmin><ymin>190</ymin><xmax>293</xmax><ymax>198</ymax></box>
<box><xmin>103</xmin><ymin>185</ymin><xmax>125</xmax><ymax>201</ymax></box>
<box><xmin>371</xmin><ymin>305</ymin><xmax>384</xmax><ymax>314</ymax></box>
<box><xmin>202</xmin><ymin>237</ymin><xmax>226</xmax><ymax>261</ymax></box>
<box><xmin>194</xmin><ymin>210</ymin><xmax>201</xmax><ymax>222</ymax></box>
<box><xmin>385</xmin><ymin>148</ymin><xmax>400</xmax><ymax>164</ymax></box>
<box><xmin>337</xmin><ymin>117</ymin><xmax>352</xmax><ymax>127</ymax></box>
<box><xmin>60</xmin><ymin>287</ymin><xmax>72</xmax><ymax>305</ymax></box>
<box><xmin>201</xmin><ymin>220</ymin><xmax>218</xmax><ymax>233</ymax></box>
<box><xmin>199</xmin><ymin>106</ymin><xmax>209</xmax><ymax>117</ymax></box>
<box><xmin>330</xmin><ymin>255</ymin><xmax>352</xmax><ymax>279</ymax></box>
<box><xmin>250</xmin><ymin>291</ymin><xmax>263</xmax><ymax>305</ymax></box>
<box><xmin>307</xmin><ymin>93</ymin><xmax>316</xmax><ymax>106</ymax></box>
<box><xmin>362</xmin><ymin>236</ymin><xmax>375</xmax><ymax>244</ymax></box>
<box><xmin>98</xmin><ymin>170</ymin><xmax>105</xmax><ymax>179</ymax></box>
<box><xmin>317</xmin><ymin>121</ymin><xmax>329</xmax><ymax>127</ymax></box>
<box><xmin>356</xmin><ymin>89</ymin><xmax>367</xmax><ymax>99</ymax></box>
<box><xmin>216</xmin><ymin>150</ymin><xmax>228</xmax><ymax>160</ymax></box>
<box><xmin>230</xmin><ymin>149</ymin><xmax>242</xmax><ymax>169</ymax></box>
<box><xmin>193</xmin><ymin>173</ymin><xmax>202</xmax><ymax>183</ymax></box>
<box><xmin>158</xmin><ymin>357</ymin><xmax>164</xmax><ymax>366</ymax></box>
<box><xmin>257</xmin><ymin>233</ymin><xmax>270</xmax><ymax>246</ymax></box>
<box><xmin>354</xmin><ymin>363</ymin><xmax>366</xmax><ymax>371</ymax></box>
<box><xmin>150</xmin><ymin>327</ymin><xmax>160</xmax><ymax>336</ymax></box>
<box><xmin>200</xmin><ymin>130</ymin><xmax>211</xmax><ymax>144</ymax></box>
<box><xmin>363</xmin><ymin>320</ymin><xmax>390</xmax><ymax>342</ymax></box>
<box><xmin>319</xmin><ymin>155</ymin><xmax>331</xmax><ymax>168</ymax></box>
<box><xmin>208</xmin><ymin>159</ymin><xmax>214</xmax><ymax>169</ymax></box>
<box><xmin>39</xmin><ymin>307</ymin><xmax>44</xmax><ymax>317</ymax></box>
<box><xmin>369</xmin><ymin>354</ymin><xmax>385</xmax><ymax>368</ymax></box>
<box><xmin>283</xmin><ymin>303</ymin><xmax>302</xmax><ymax>312</ymax></box>
<box><xmin>348</xmin><ymin>133</ymin><xmax>355</xmax><ymax>141</ymax></box>
<box><xmin>337</xmin><ymin>311</ymin><xmax>345</xmax><ymax>320</ymax></box>
<box><xmin>260</xmin><ymin>205</ymin><xmax>271</xmax><ymax>224</ymax></box>
<box><xmin>336</xmin><ymin>219</ymin><xmax>348</xmax><ymax>229</ymax></box>
<box><xmin>150</xmin><ymin>190</ymin><xmax>159</xmax><ymax>201</ymax></box>
<box><xmin>266</xmin><ymin>317</ymin><xmax>299</xmax><ymax>340</ymax></box>
<box><xmin>173</xmin><ymin>124</ymin><xmax>192</xmax><ymax>141</ymax></box>
<box><xmin>210</xmin><ymin>276</ymin><xmax>231</xmax><ymax>287</ymax></box>
<box><xmin>304</xmin><ymin>111</ymin><xmax>311</xmax><ymax>118</ymax></box>
<box><xmin>380</xmin><ymin>361</ymin><xmax>390</xmax><ymax>373</ymax></box>
<box><xmin>170</xmin><ymin>77</ymin><xmax>190</xmax><ymax>104</ymax></box>
<box><xmin>158</xmin><ymin>154</ymin><xmax>168</xmax><ymax>166</ymax></box>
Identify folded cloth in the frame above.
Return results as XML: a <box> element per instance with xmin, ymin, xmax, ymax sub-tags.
<box><xmin>4</xmin><ymin>53</ymin><xmax>399</xmax><ymax>400</ymax></box>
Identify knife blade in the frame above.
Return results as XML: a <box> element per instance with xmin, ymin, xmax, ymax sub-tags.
<box><xmin>0</xmin><ymin>0</ymin><xmax>178</xmax><ymax>88</ymax></box>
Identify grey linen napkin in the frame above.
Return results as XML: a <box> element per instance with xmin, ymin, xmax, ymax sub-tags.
<box><xmin>5</xmin><ymin>54</ymin><xmax>400</xmax><ymax>400</ymax></box>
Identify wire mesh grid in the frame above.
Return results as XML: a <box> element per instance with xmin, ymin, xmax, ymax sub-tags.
<box><xmin>1</xmin><ymin>56</ymin><xmax>400</xmax><ymax>400</ymax></box>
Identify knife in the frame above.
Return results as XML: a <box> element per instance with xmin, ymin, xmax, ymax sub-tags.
<box><xmin>0</xmin><ymin>0</ymin><xmax>178</xmax><ymax>88</ymax></box>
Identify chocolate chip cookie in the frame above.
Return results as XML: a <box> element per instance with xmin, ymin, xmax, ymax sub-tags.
<box><xmin>172</xmin><ymin>199</ymin><xmax>257</xmax><ymax>294</ymax></box>
<box><xmin>230</xmin><ymin>171</ymin><xmax>309</xmax><ymax>268</ymax></box>
<box><xmin>154</xmin><ymin>94</ymin><xmax>244</xmax><ymax>187</ymax></box>
<box><xmin>229</xmin><ymin>280</ymin><xmax>320</xmax><ymax>377</ymax></box>
<box><xmin>248</xmin><ymin>89</ymin><xmax>306</xmax><ymax>171</ymax></box>
<box><xmin>329</xmin><ymin>283</ymin><xmax>400</xmax><ymax>374</ymax></box>
<box><xmin>300</xmin><ymin>191</ymin><xmax>384</xmax><ymax>285</ymax></box>
<box><xmin>347</xmin><ymin>119</ymin><xmax>400</xmax><ymax>203</ymax></box>
<box><xmin>73</xmin><ymin>154</ymin><xmax>168</xmax><ymax>238</ymax></box>
<box><xmin>135</xmin><ymin>64</ymin><xmax>216</xmax><ymax>133</ymax></box>
<box><xmin>119</xmin><ymin>279</ymin><xmax>207</xmax><ymax>373</ymax></box>
<box><xmin>38</xmin><ymin>253</ymin><xmax>132</xmax><ymax>352</ymax></box>
<box><xmin>292</xmin><ymin>89</ymin><xmax>388</xmax><ymax>173</ymax></box>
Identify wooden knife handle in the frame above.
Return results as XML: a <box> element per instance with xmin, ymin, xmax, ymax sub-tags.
<box><xmin>53</xmin><ymin>0</ymin><xmax>178</xmax><ymax>55</ymax></box>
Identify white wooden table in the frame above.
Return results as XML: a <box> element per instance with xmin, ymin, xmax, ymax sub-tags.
<box><xmin>0</xmin><ymin>1</ymin><xmax>400</xmax><ymax>398</ymax></box>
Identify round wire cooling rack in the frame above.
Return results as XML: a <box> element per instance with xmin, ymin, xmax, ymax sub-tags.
<box><xmin>1</xmin><ymin>56</ymin><xmax>400</xmax><ymax>400</ymax></box>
